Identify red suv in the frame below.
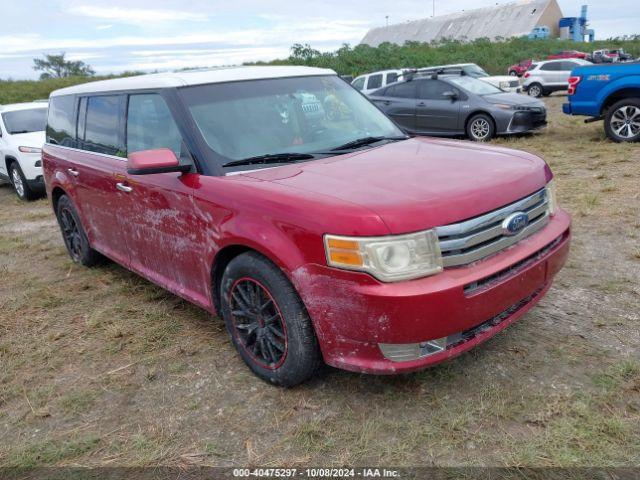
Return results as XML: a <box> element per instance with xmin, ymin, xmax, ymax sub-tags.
<box><xmin>43</xmin><ymin>67</ymin><xmax>571</xmax><ymax>386</ymax></box>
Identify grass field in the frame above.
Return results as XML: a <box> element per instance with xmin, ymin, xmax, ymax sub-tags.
<box><xmin>0</xmin><ymin>96</ymin><xmax>639</xmax><ymax>469</ymax></box>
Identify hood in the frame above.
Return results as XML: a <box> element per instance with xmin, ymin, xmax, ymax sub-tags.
<box><xmin>9</xmin><ymin>131</ymin><xmax>45</xmax><ymax>148</ymax></box>
<box><xmin>485</xmin><ymin>75</ymin><xmax>518</xmax><ymax>83</ymax></box>
<box><xmin>244</xmin><ymin>138</ymin><xmax>550</xmax><ymax>234</ymax></box>
<box><xmin>484</xmin><ymin>93</ymin><xmax>545</xmax><ymax>108</ymax></box>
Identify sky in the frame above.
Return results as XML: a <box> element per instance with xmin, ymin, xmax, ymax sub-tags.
<box><xmin>0</xmin><ymin>0</ymin><xmax>638</xmax><ymax>80</ymax></box>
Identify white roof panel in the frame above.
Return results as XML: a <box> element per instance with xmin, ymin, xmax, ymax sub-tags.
<box><xmin>50</xmin><ymin>66</ymin><xmax>336</xmax><ymax>97</ymax></box>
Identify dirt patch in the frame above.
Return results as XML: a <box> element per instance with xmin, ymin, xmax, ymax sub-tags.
<box><xmin>0</xmin><ymin>97</ymin><xmax>639</xmax><ymax>468</ymax></box>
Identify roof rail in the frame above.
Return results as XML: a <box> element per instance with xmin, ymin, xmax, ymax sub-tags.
<box><xmin>399</xmin><ymin>67</ymin><xmax>466</xmax><ymax>81</ymax></box>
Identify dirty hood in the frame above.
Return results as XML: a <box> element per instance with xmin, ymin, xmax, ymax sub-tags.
<box><xmin>245</xmin><ymin>137</ymin><xmax>550</xmax><ymax>234</ymax></box>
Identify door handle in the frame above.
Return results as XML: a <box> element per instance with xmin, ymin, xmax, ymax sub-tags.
<box><xmin>67</xmin><ymin>168</ymin><xmax>79</xmax><ymax>177</ymax></box>
<box><xmin>417</xmin><ymin>102</ymin><xmax>426</xmax><ymax>107</ymax></box>
<box><xmin>116</xmin><ymin>182</ymin><xmax>133</xmax><ymax>193</ymax></box>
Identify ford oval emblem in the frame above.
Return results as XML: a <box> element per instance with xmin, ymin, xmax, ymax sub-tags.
<box><xmin>502</xmin><ymin>212</ymin><xmax>529</xmax><ymax>236</ymax></box>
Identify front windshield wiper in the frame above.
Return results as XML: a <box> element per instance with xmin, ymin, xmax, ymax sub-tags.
<box><xmin>222</xmin><ymin>152</ymin><xmax>315</xmax><ymax>168</ymax></box>
<box><xmin>330</xmin><ymin>136</ymin><xmax>408</xmax><ymax>152</ymax></box>
<box><xmin>9</xmin><ymin>130</ymin><xmax>31</xmax><ymax>134</ymax></box>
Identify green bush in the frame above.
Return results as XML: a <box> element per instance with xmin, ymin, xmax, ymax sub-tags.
<box><xmin>251</xmin><ymin>37</ymin><xmax>640</xmax><ymax>77</ymax></box>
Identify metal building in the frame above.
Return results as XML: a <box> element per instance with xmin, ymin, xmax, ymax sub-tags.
<box><xmin>360</xmin><ymin>0</ymin><xmax>564</xmax><ymax>46</ymax></box>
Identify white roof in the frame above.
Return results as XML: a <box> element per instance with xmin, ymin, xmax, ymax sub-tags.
<box><xmin>0</xmin><ymin>101</ymin><xmax>49</xmax><ymax>112</ymax></box>
<box><xmin>534</xmin><ymin>59</ymin><xmax>592</xmax><ymax>65</ymax></box>
<box><xmin>361</xmin><ymin>0</ymin><xmax>562</xmax><ymax>46</ymax></box>
<box><xmin>50</xmin><ymin>66</ymin><xmax>336</xmax><ymax>97</ymax></box>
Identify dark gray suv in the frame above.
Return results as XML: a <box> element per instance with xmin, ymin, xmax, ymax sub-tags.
<box><xmin>370</xmin><ymin>74</ymin><xmax>547</xmax><ymax>141</ymax></box>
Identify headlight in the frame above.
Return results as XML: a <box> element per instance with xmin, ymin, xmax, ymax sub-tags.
<box><xmin>324</xmin><ymin>230</ymin><xmax>443</xmax><ymax>282</ymax></box>
<box><xmin>494</xmin><ymin>103</ymin><xmax>514</xmax><ymax>110</ymax></box>
<box><xmin>546</xmin><ymin>180</ymin><xmax>558</xmax><ymax>216</ymax></box>
<box><xmin>499</xmin><ymin>81</ymin><xmax>511</xmax><ymax>89</ymax></box>
<box><xmin>19</xmin><ymin>146</ymin><xmax>42</xmax><ymax>154</ymax></box>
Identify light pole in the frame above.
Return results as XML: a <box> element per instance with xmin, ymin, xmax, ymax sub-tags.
<box><xmin>386</xmin><ymin>15</ymin><xmax>389</xmax><ymax>27</ymax></box>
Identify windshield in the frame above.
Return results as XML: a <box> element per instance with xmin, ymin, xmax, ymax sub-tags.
<box><xmin>448</xmin><ymin>76</ymin><xmax>503</xmax><ymax>96</ymax></box>
<box><xmin>179</xmin><ymin>75</ymin><xmax>403</xmax><ymax>168</ymax></box>
<box><xmin>463</xmin><ymin>65</ymin><xmax>490</xmax><ymax>78</ymax></box>
<box><xmin>2</xmin><ymin>108</ymin><xmax>47</xmax><ymax>134</ymax></box>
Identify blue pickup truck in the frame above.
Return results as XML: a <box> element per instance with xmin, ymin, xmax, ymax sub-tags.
<box><xmin>563</xmin><ymin>62</ymin><xmax>640</xmax><ymax>142</ymax></box>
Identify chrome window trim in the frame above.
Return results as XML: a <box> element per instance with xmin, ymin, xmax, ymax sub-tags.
<box><xmin>44</xmin><ymin>142</ymin><xmax>126</xmax><ymax>162</ymax></box>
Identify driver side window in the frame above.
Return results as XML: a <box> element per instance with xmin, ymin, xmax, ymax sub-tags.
<box><xmin>126</xmin><ymin>94</ymin><xmax>184</xmax><ymax>157</ymax></box>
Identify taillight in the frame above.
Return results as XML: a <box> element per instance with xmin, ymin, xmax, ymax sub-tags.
<box><xmin>568</xmin><ymin>75</ymin><xmax>582</xmax><ymax>95</ymax></box>
<box><xmin>524</xmin><ymin>72</ymin><xmax>531</xmax><ymax>79</ymax></box>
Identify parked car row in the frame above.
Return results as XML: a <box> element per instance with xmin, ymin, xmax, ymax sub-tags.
<box><xmin>369</xmin><ymin>71</ymin><xmax>546</xmax><ymax>141</ymax></box>
<box><xmin>509</xmin><ymin>48</ymin><xmax>637</xmax><ymax>77</ymax></box>
<box><xmin>32</xmin><ymin>66</ymin><xmax>570</xmax><ymax>386</ymax></box>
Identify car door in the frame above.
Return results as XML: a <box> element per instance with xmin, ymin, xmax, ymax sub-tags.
<box><xmin>119</xmin><ymin>92</ymin><xmax>208</xmax><ymax>306</ymax></box>
<box><xmin>415</xmin><ymin>79</ymin><xmax>461</xmax><ymax>133</ymax></box>
<box><xmin>72</xmin><ymin>94</ymin><xmax>132</xmax><ymax>266</ymax></box>
<box><xmin>540</xmin><ymin>62</ymin><xmax>564</xmax><ymax>87</ymax></box>
<box><xmin>371</xmin><ymin>82</ymin><xmax>417</xmax><ymax>132</ymax></box>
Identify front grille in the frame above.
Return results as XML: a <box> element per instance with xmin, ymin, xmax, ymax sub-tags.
<box><xmin>509</xmin><ymin>80</ymin><xmax>520</xmax><ymax>88</ymax></box>
<box><xmin>464</xmin><ymin>232</ymin><xmax>567</xmax><ymax>295</ymax></box>
<box><xmin>436</xmin><ymin>189</ymin><xmax>550</xmax><ymax>267</ymax></box>
<box><xmin>446</xmin><ymin>289</ymin><xmax>543</xmax><ymax>349</ymax></box>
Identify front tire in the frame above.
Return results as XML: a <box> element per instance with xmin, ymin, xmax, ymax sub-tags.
<box><xmin>220</xmin><ymin>252</ymin><xmax>321</xmax><ymax>387</ymax></box>
<box><xmin>9</xmin><ymin>162</ymin><xmax>36</xmax><ymax>201</ymax></box>
<box><xmin>605</xmin><ymin>98</ymin><xmax>640</xmax><ymax>143</ymax></box>
<box><xmin>527</xmin><ymin>83</ymin><xmax>543</xmax><ymax>98</ymax></box>
<box><xmin>466</xmin><ymin>113</ymin><xmax>496</xmax><ymax>142</ymax></box>
<box><xmin>55</xmin><ymin>195</ymin><xmax>102</xmax><ymax>266</ymax></box>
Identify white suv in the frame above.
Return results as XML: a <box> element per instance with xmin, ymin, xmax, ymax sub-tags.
<box><xmin>352</xmin><ymin>69</ymin><xmax>404</xmax><ymax>95</ymax></box>
<box><xmin>523</xmin><ymin>59</ymin><xmax>592</xmax><ymax>98</ymax></box>
<box><xmin>0</xmin><ymin>102</ymin><xmax>48</xmax><ymax>200</ymax></box>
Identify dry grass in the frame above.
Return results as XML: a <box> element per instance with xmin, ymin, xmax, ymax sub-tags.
<box><xmin>0</xmin><ymin>96</ymin><xmax>639</xmax><ymax>468</ymax></box>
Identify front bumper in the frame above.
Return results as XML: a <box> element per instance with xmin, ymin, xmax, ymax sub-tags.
<box><xmin>504</xmin><ymin>110</ymin><xmax>548</xmax><ymax>134</ymax></box>
<box><xmin>292</xmin><ymin>209</ymin><xmax>571</xmax><ymax>374</ymax></box>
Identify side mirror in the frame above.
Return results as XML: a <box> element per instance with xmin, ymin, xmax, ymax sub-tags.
<box><xmin>127</xmin><ymin>148</ymin><xmax>191</xmax><ymax>175</ymax></box>
<box><xmin>443</xmin><ymin>91</ymin><xmax>459</xmax><ymax>101</ymax></box>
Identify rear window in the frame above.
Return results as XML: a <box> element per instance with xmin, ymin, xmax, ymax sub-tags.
<box><xmin>46</xmin><ymin>96</ymin><xmax>76</xmax><ymax>147</ymax></box>
<box><xmin>2</xmin><ymin>108</ymin><xmax>47</xmax><ymax>135</ymax></box>
<box><xmin>82</xmin><ymin>95</ymin><xmax>124</xmax><ymax>157</ymax></box>
<box><xmin>386</xmin><ymin>73</ymin><xmax>399</xmax><ymax>85</ymax></box>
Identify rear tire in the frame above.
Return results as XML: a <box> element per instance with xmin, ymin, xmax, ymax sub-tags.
<box><xmin>604</xmin><ymin>98</ymin><xmax>640</xmax><ymax>143</ymax></box>
<box><xmin>9</xmin><ymin>162</ymin><xmax>35</xmax><ymax>201</ymax></box>
<box><xmin>55</xmin><ymin>195</ymin><xmax>102</xmax><ymax>266</ymax></box>
<box><xmin>466</xmin><ymin>113</ymin><xmax>496</xmax><ymax>142</ymax></box>
<box><xmin>528</xmin><ymin>83</ymin><xmax>543</xmax><ymax>98</ymax></box>
<box><xmin>509</xmin><ymin>71</ymin><xmax>518</xmax><ymax>77</ymax></box>
<box><xmin>220</xmin><ymin>252</ymin><xmax>322</xmax><ymax>387</ymax></box>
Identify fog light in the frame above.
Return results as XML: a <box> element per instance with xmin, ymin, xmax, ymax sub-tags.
<box><xmin>380</xmin><ymin>337</ymin><xmax>448</xmax><ymax>362</ymax></box>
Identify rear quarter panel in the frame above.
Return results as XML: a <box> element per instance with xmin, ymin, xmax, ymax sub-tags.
<box><xmin>568</xmin><ymin>65</ymin><xmax>640</xmax><ymax>116</ymax></box>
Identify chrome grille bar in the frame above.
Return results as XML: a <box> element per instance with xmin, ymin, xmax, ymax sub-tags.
<box><xmin>436</xmin><ymin>189</ymin><xmax>549</xmax><ymax>267</ymax></box>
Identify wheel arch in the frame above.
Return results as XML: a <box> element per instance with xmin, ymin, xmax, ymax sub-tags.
<box><xmin>51</xmin><ymin>186</ymin><xmax>68</xmax><ymax>213</ymax></box>
<box><xmin>4</xmin><ymin>155</ymin><xmax>18</xmax><ymax>176</ymax></box>
<box><xmin>601</xmin><ymin>88</ymin><xmax>640</xmax><ymax>115</ymax></box>
<box><xmin>465</xmin><ymin>110</ymin><xmax>496</xmax><ymax>133</ymax></box>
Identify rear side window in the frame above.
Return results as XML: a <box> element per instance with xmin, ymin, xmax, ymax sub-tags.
<box><xmin>367</xmin><ymin>74</ymin><xmax>383</xmax><ymax>90</ymax></box>
<box><xmin>386</xmin><ymin>73</ymin><xmax>399</xmax><ymax>85</ymax></box>
<box><xmin>46</xmin><ymin>95</ymin><xmax>76</xmax><ymax>147</ymax></box>
<box><xmin>82</xmin><ymin>96</ymin><xmax>124</xmax><ymax>156</ymax></box>
<box><xmin>385</xmin><ymin>82</ymin><xmax>416</xmax><ymax>98</ymax></box>
<box><xmin>562</xmin><ymin>61</ymin><xmax>578</xmax><ymax>71</ymax></box>
<box><xmin>127</xmin><ymin>94</ymin><xmax>184</xmax><ymax>157</ymax></box>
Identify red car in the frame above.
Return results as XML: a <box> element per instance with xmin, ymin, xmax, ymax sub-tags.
<box><xmin>547</xmin><ymin>50</ymin><xmax>588</xmax><ymax>60</ymax></box>
<box><xmin>43</xmin><ymin>67</ymin><xmax>571</xmax><ymax>386</ymax></box>
<box><xmin>508</xmin><ymin>59</ymin><xmax>532</xmax><ymax>77</ymax></box>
